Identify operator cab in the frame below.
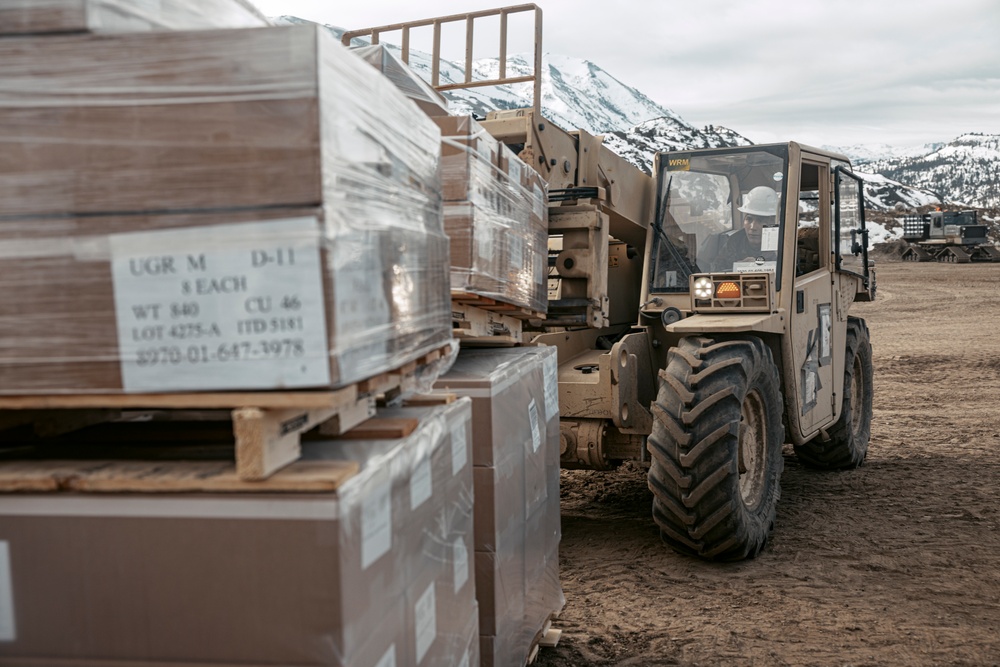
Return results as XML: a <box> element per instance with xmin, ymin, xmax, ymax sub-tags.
<box><xmin>645</xmin><ymin>142</ymin><xmax>873</xmax><ymax>312</ymax></box>
<box><xmin>649</xmin><ymin>145</ymin><xmax>788</xmax><ymax>290</ymax></box>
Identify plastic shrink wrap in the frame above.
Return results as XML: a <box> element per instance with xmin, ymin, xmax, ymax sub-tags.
<box><xmin>434</xmin><ymin>115</ymin><xmax>549</xmax><ymax>315</ymax></box>
<box><xmin>0</xmin><ymin>24</ymin><xmax>452</xmax><ymax>394</ymax></box>
<box><xmin>352</xmin><ymin>43</ymin><xmax>450</xmax><ymax>118</ymax></box>
<box><xmin>0</xmin><ymin>0</ymin><xmax>268</xmax><ymax>34</ymax></box>
<box><xmin>434</xmin><ymin>346</ymin><xmax>564</xmax><ymax>667</ymax></box>
<box><xmin>0</xmin><ymin>399</ymin><xmax>478</xmax><ymax>667</ymax></box>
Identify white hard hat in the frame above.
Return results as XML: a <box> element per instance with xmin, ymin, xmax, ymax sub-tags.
<box><xmin>738</xmin><ymin>186</ymin><xmax>779</xmax><ymax>217</ymax></box>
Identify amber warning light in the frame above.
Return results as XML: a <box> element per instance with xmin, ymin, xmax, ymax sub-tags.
<box><xmin>716</xmin><ymin>281</ymin><xmax>741</xmax><ymax>299</ymax></box>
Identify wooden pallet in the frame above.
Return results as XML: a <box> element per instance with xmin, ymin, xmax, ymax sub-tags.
<box><xmin>452</xmin><ymin>301</ymin><xmax>522</xmax><ymax>345</ymax></box>
<box><xmin>0</xmin><ymin>344</ymin><xmax>452</xmax><ymax>482</ymax></box>
<box><xmin>526</xmin><ymin>615</ymin><xmax>562</xmax><ymax>665</ymax></box>
<box><xmin>451</xmin><ymin>291</ymin><xmax>545</xmax><ymax>322</ymax></box>
<box><xmin>0</xmin><ymin>411</ymin><xmax>429</xmax><ymax>494</ymax></box>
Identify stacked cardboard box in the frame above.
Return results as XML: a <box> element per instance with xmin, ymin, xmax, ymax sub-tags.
<box><xmin>0</xmin><ymin>0</ymin><xmax>268</xmax><ymax>34</ymax></box>
<box><xmin>0</xmin><ymin>20</ymin><xmax>452</xmax><ymax>394</ymax></box>
<box><xmin>0</xmin><ymin>399</ymin><xmax>478</xmax><ymax>666</ymax></box>
<box><xmin>434</xmin><ymin>115</ymin><xmax>549</xmax><ymax>314</ymax></box>
<box><xmin>353</xmin><ymin>44</ymin><xmax>451</xmax><ymax>118</ymax></box>
<box><xmin>435</xmin><ymin>346</ymin><xmax>564</xmax><ymax>667</ymax></box>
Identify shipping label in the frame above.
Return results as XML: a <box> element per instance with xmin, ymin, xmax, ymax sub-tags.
<box><xmin>361</xmin><ymin>479</ymin><xmax>392</xmax><ymax>570</ymax></box>
<box><xmin>453</xmin><ymin>536</ymin><xmax>469</xmax><ymax>592</ymax></box>
<box><xmin>528</xmin><ymin>398</ymin><xmax>541</xmax><ymax>453</ymax></box>
<box><xmin>109</xmin><ymin>218</ymin><xmax>330</xmax><ymax>392</ymax></box>
<box><xmin>543</xmin><ymin>353</ymin><xmax>560</xmax><ymax>420</ymax></box>
<box><xmin>507</xmin><ymin>156</ymin><xmax>523</xmax><ymax>187</ymax></box>
<box><xmin>451</xmin><ymin>422</ymin><xmax>468</xmax><ymax>476</ymax></box>
<box><xmin>410</xmin><ymin>454</ymin><xmax>433</xmax><ymax>510</ymax></box>
<box><xmin>414</xmin><ymin>583</ymin><xmax>437</xmax><ymax>663</ymax></box>
<box><xmin>533</xmin><ymin>184</ymin><xmax>545</xmax><ymax>219</ymax></box>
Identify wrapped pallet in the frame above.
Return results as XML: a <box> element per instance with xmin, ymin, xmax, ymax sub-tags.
<box><xmin>434</xmin><ymin>346</ymin><xmax>564</xmax><ymax>667</ymax></box>
<box><xmin>0</xmin><ymin>24</ymin><xmax>452</xmax><ymax>394</ymax></box>
<box><xmin>352</xmin><ymin>43</ymin><xmax>450</xmax><ymax>117</ymax></box>
<box><xmin>0</xmin><ymin>0</ymin><xmax>269</xmax><ymax>34</ymax></box>
<box><xmin>434</xmin><ymin>115</ymin><xmax>549</xmax><ymax>314</ymax></box>
<box><xmin>0</xmin><ymin>399</ymin><xmax>478</xmax><ymax>667</ymax></box>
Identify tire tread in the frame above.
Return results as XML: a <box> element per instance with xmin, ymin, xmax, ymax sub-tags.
<box><xmin>648</xmin><ymin>336</ymin><xmax>785</xmax><ymax>561</ymax></box>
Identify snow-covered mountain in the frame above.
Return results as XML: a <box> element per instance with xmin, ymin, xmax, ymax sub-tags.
<box><xmin>431</xmin><ymin>52</ymin><xmax>949</xmax><ymax>206</ymax></box>
<box><xmin>855</xmin><ymin>170</ymin><xmax>942</xmax><ymax>211</ymax></box>
<box><xmin>274</xmin><ymin>15</ymin><xmax>993</xmax><ymax>215</ymax></box>
<box><xmin>440</xmin><ymin>54</ymin><xmax>753</xmax><ymax>174</ymax></box>
<box><xmin>822</xmin><ymin>142</ymin><xmax>946</xmax><ymax>165</ymax></box>
<box><xmin>859</xmin><ymin>134</ymin><xmax>1000</xmax><ymax>209</ymax></box>
<box><xmin>270</xmin><ymin>16</ymin><xmax>749</xmax><ymax>174</ymax></box>
<box><xmin>602</xmin><ymin>118</ymin><xmax>753</xmax><ymax>175</ymax></box>
<box><xmin>446</xmin><ymin>53</ymin><xmax>680</xmax><ymax>138</ymax></box>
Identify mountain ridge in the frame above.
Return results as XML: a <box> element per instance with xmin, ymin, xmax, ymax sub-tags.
<box><xmin>856</xmin><ymin>133</ymin><xmax>1000</xmax><ymax>209</ymax></box>
<box><xmin>273</xmin><ymin>15</ymin><xmax>995</xmax><ymax>215</ymax></box>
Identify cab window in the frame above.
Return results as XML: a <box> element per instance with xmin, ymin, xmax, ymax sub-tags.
<box><xmin>796</xmin><ymin>162</ymin><xmax>825</xmax><ymax>276</ymax></box>
<box><xmin>650</xmin><ymin>146</ymin><xmax>788</xmax><ymax>293</ymax></box>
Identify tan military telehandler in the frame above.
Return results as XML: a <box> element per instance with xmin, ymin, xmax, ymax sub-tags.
<box><xmin>345</xmin><ymin>3</ymin><xmax>876</xmax><ymax>560</ymax></box>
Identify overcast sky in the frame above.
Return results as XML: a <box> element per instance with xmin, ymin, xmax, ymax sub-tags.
<box><xmin>251</xmin><ymin>0</ymin><xmax>1000</xmax><ymax>148</ymax></box>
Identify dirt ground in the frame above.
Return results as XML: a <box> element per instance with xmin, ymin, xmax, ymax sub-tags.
<box><xmin>536</xmin><ymin>261</ymin><xmax>1000</xmax><ymax>667</ymax></box>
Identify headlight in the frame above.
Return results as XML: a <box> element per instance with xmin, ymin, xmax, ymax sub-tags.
<box><xmin>693</xmin><ymin>277</ymin><xmax>713</xmax><ymax>299</ymax></box>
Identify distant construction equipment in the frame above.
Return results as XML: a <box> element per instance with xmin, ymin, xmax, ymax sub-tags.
<box><xmin>900</xmin><ymin>210</ymin><xmax>1000</xmax><ymax>262</ymax></box>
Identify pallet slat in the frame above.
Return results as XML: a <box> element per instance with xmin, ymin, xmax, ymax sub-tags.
<box><xmin>0</xmin><ymin>390</ymin><xmax>358</xmax><ymax>410</ymax></box>
<box><xmin>337</xmin><ymin>417</ymin><xmax>420</xmax><ymax>440</ymax></box>
<box><xmin>452</xmin><ymin>300</ymin><xmax>523</xmax><ymax>345</ymax></box>
<box><xmin>526</xmin><ymin>616</ymin><xmax>561</xmax><ymax>665</ymax></box>
<box><xmin>451</xmin><ymin>291</ymin><xmax>544</xmax><ymax>321</ymax></box>
<box><xmin>389</xmin><ymin>393</ymin><xmax>456</xmax><ymax>407</ymax></box>
<box><xmin>0</xmin><ymin>459</ymin><xmax>359</xmax><ymax>493</ymax></box>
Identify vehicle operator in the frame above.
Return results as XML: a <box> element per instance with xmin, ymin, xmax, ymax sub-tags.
<box><xmin>714</xmin><ymin>186</ymin><xmax>780</xmax><ymax>270</ymax></box>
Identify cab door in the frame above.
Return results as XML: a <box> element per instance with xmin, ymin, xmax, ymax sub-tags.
<box><xmin>834</xmin><ymin>167</ymin><xmax>871</xmax><ymax>287</ymax></box>
<box><xmin>827</xmin><ymin>167</ymin><xmax>871</xmax><ymax>422</ymax></box>
<box><xmin>789</xmin><ymin>159</ymin><xmax>836</xmax><ymax>435</ymax></box>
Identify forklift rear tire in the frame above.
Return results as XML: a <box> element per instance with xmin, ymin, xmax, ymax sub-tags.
<box><xmin>647</xmin><ymin>336</ymin><xmax>784</xmax><ymax>561</ymax></box>
<box><xmin>794</xmin><ymin>317</ymin><xmax>872</xmax><ymax>469</ymax></box>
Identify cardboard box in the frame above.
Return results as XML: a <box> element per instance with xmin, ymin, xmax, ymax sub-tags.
<box><xmin>352</xmin><ymin>44</ymin><xmax>450</xmax><ymax>118</ymax></box>
<box><xmin>0</xmin><ymin>0</ymin><xmax>268</xmax><ymax>34</ymax></box>
<box><xmin>0</xmin><ymin>25</ymin><xmax>453</xmax><ymax>394</ymax></box>
<box><xmin>435</xmin><ymin>116</ymin><xmax>548</xmax><ymax>313</ymax></box>
<box><xmin>0</xmin><ymin>504</ymin><xmax>409</xmax><ymax>665</ymax></box>
<box><xmin>525</xmin><ymin>501</ymin><xmax>564</xmax><ymax>645</ymax></box>
<box><xmin>421</xmin><ymin>606</ymin><xmax>480</xmax><ymax>667</ymax></box>
<box><xmin>0</xmin><ymin>210</ymin><xmax>452</xmax><ymax>393</ymax></box>
<box><xmin>0</xmin><ymin>25</ymin><xmax>442</xmax><ymax>219</ymax></box>
<box><xmin>475</xmin><ymin>547</ymin><xmax>525</xmax><ymax>640</ymax></box>
<box><xmin>434</xmin><ymin>115</ymin><xmax>500</xmax><ymax>202</ymax></box>
<box><xmin>444</xmin><ymin>201</ymin><xmax>510</xmax><ymax>299</ymax></box>
<box><xmin>473</xmin><ymin>465</ymin><xmax>525</xmax><ymax>551</ymax></box>
<box><xmin>435</xmin><ymin>346</ymin><xmax>559</xmax><ymax>466</ymax></box>
<box><xmin>434</xmin><ymin>347</ymin><xmax>564</xmax><ymax>667</ymax></box>
<box><xmin>0</xmin><ymin>400</ymin><xmax>475</xmax><ymax>666</ymax></box>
